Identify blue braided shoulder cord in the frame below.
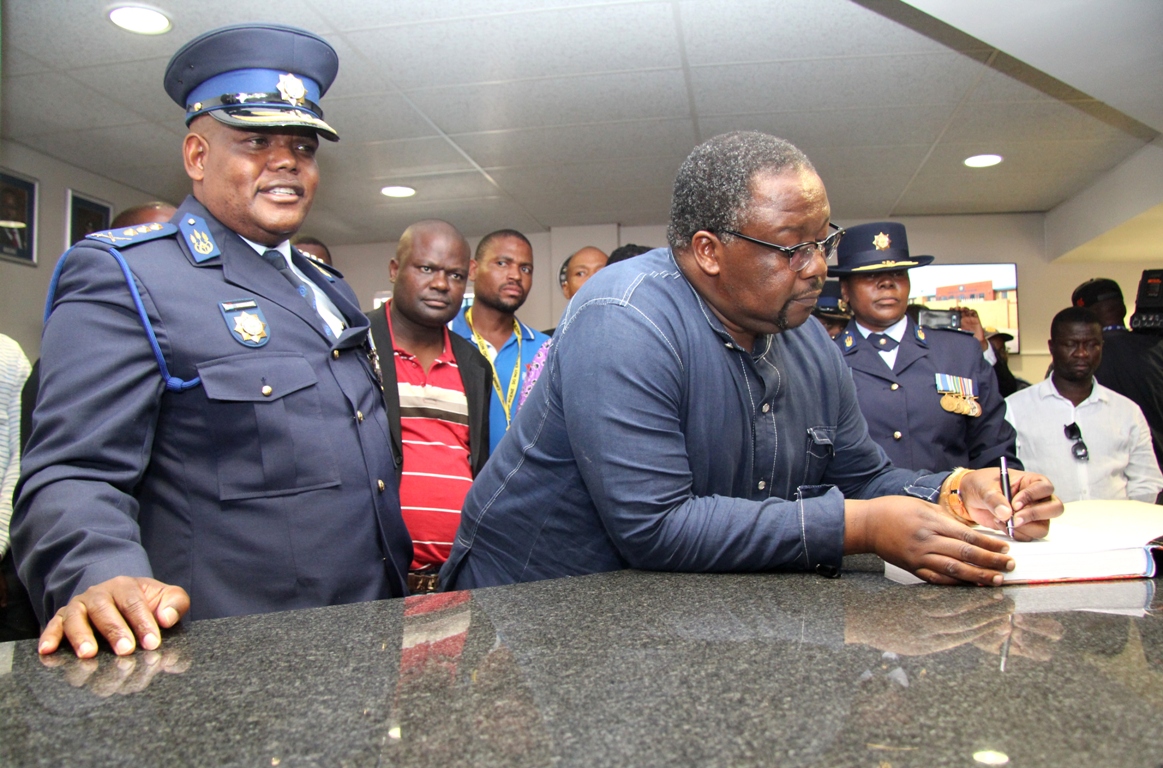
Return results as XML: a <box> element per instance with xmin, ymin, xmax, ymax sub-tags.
<box><xmin>43</xmin><ymin>244</ymin><xmax>201</xmax><ymax>392</ymax></box>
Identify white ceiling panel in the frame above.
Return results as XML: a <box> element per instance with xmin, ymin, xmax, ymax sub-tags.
<box><xmin>801</xmin><ymin>144</ymin><xmax>932</xmax><ymax>181</ymax></box>
<box><xmin>22</xmin><ymin>123</ymin><xmax>186</xmax><ymax>176</ymax></box>
<box><xmin>2</xmin><ymin>72</ymin><xmax>151</xmax><ymax>136</ymax></box>
<box><xmin>698</xmin><ymin>104</ymin><xmax>955</xmax><ymax>148</ymax></box>
<box><xmin>406</xmin><ymin>69</ymin><xmax>691</xmax><ymax>134</ymax></box>
<box><xmin>825</xmin><ymin>175</ymin><xmax>917</xmax><ymax>221</ymax></box>
<box><xmin>450</xmin><ymin>119</ymin><xmax>698</xmax><ymax>168</ymax></box>
<box><xmin>343</xmin><ymin>3</ymin><xmax>680</xmax><ymax>91</ymax></box>
<box><xmin>1</xmin><ymin>44</ymin><xmax>55</xmax><ymax>77</ymax></box>
<box><xmin>941</xmin><ymin>100</ymin><xmax>1140</xmax><ymax>143</ymax></box>
<box><xmin>304</xmin><ymin>0</ymin><xmax>605</xmax><ymax>33</ymax></box>
<box><xmin>65</xmin><ymin>57</ymin><xmax>178</xmax><ymax>124</ymax></box>
<box><xmin>915</xmin><ymin>138</ymin><xmax>1148</xmax><ymax>183</ymax></box>
<box><xmin>487</xmin><ymin>157</ymin><xmax>682</xmax><ymax>196</ymax></box>
<box><xmin>318</xmin><ymin>137</ymin><xmax>477</xmax><ymax>182</ymax></box>
<box><xmin>895</xmin><ymin>171</ymin><xmax>1084</xmax><ymax>215</ymax></box>
<box><xmin>678</xmin><ymin>0</ymin><xmax>954</xmax><ymax>66</ymax></box>
<box><xmin>690</xmin><ymin>52</ymin><xmax>985</xmax><ymax>117</ymax></box>
<box><xmin>321</xmin><ymin>93</ymin><xmax>441</xmax><ymax>144</ymax></box>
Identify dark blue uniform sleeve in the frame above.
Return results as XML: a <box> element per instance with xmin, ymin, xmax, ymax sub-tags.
<box><xmin>12</xmin><ymin>245</ymin><xmax>164</xmax><ymax>622</ymax></box>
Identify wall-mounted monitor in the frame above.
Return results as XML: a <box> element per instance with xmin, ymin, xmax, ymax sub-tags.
<box><xmin>907</xmin><ymin>263</ymin><xmax>1019</xmax><ymax>352</ymax></box>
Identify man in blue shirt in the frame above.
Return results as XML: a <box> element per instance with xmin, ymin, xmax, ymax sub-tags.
<box><xmin>450</xmin><ymin>230</ymin><xmax>550</xmax><ymax>453</ymax></box>
<box><xmin>440</xmin><ymin>132</ymin><xmax>1061</xmax><ymax>592</ymax></box>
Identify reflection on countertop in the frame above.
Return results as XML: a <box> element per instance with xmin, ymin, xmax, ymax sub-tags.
<box><xmin>2</xmin><ymin>556</ymin><xmax>1161</xmax><ymax>767</ymax></box>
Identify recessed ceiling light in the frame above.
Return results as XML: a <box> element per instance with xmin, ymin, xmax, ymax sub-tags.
<box><xmin>381</xmin><ymin>186</ymin><xmax>417</xmax><ymax>198</ymax></box>
<box><xmin>964</xmin><ymin>154</ymin><xmax>1003</xmax><ymax>168</ymax></box>
<box><xmin>972</xmin><ymin>750</ymin><xmax>1010</xmax><ymax>765</ymax></box>
<box><xmin>108</xmin><ymin>5</ymin><xmax>172</xmax><ymax>35</ymax></box>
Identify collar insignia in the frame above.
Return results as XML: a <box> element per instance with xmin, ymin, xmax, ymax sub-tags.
<box><xmin>179</xmin><ymin>214</ymin><xmax>221</xmax><ymax>263</ymax></box>
<box><xmin>872</xmin><ymin>232</ymin><xmax>891</xmax><ymax>250</ymax></box>
<box><xmin>277</xmin><ymin>73</ymin><xmax>307</xmax><ymax>106</ymax></box>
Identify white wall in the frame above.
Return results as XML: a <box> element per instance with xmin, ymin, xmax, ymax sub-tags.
<box><xmin>0</xmin><ymin>141</ymin><xmax>163</xmax><ymax>357</ymax></box>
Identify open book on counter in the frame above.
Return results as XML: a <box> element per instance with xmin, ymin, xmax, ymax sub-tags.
<box><xmin>885</xmin><ymin>499</ymin><xmax>1163</xmax><ymax>588</ymax></box>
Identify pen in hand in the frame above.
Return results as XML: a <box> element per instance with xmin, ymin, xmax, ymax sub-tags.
<box><xmin>1000</xmin><ymin>456</ymin><xmax>1015</xmax><ymax>538</ymax></box>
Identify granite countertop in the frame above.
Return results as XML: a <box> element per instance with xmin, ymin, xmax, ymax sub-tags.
<box><xmin>3</xmin><ymin>556</ymin><xmax>1161</xmax><ymax>767</ymax></box>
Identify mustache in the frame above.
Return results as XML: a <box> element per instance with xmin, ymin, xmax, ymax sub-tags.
<box><xmin>797</xmin><ymin>276</ymin><xmax>825</xmax><ymax>299</ymax></box>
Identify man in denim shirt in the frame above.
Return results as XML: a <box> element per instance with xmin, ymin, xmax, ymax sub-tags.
<box><xmin>440</xmin><ymin>132</ymin><xmax>1060</xmax><ymax>591</ymax></box>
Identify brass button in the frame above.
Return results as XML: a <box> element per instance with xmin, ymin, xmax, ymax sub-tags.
<box><xmin>377</xmin><ymin>479</ymin><xmax>385</xmax><ymax>492</ymax></box>
<box><xmin>893</xmin><ymin>431</ymin><xmax>902</xmax><ymax>440</ymax></box>
<box><xmin>890</xmin><ymin>383</ymin><xmax>899</xmax><ymax>391</ymax></box>
<box><xmin>261</xmin><ymin>385</ymin><xmax>273</xmax><ymax>397</ymax></box>
<box><xmin>332</xmin><ymin>349</ymin><xmax>340</xmax><ymax>359</ymax></box>
<box><xmin>356</xmin><ymin>410</ymin><xmax>364</xmax><ymax>422</ymax></box>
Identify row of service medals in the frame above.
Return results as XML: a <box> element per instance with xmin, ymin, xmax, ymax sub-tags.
<box><xmin>935</xmin><ymin>373</ymin><xmax>981</xmax><ymax>417</ymax></box>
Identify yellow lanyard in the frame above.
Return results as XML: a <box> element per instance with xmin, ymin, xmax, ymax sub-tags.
<box><xmin>466</xmin><ymin>307</ymin><xmax>522</xmax><ymax>427</ymax></box>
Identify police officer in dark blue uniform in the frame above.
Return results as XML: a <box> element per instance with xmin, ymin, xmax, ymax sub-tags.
<box><xmin>13</xmin><ymin>23</ymin><xmax>412</xmax><ymax>659</ymax></box>
<box><xmin>832</xmin><ymin>222</ymin><xmax>1020</xmax><ymax>473</ymax></box>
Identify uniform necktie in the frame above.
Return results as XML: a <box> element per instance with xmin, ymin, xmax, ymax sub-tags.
<box><xmin>868</xmin><ymin>333</ymin><xmax>899</xmax><ymax>351</ymax></box>
<box><xmin>263</xmin><ymin>249</ymin><xmax>318</xmax><ymax>312</ymax></box>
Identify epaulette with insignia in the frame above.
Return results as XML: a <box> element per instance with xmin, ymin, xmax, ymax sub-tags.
<box><xmin>178</xmin><ymin>213</ymin><xmax>222</xmax><ymax>262</ymax></box>
<box><xmin>86</xmin><ymin>222</ymin><xmax>177</xmax><ymax>248</ymax></box>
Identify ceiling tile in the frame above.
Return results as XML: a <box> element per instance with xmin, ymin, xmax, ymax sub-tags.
<box><xmin>450</xmin><ymin>119</ymin><xmax>698</xmax><ymax>167</ymax></box>
<box><xmin>321</xmin><ymin>93</ymin><xmax>441</xmax><ymax>143</ymax></box>
<box><xmin>825</xmin><ymin>175</ymin><xmax>916</xmax><ymax>221</ymax></box>
<box><xmin>1</xmin><ymin>45</ymin><xmax>56</xmax><ymax>77</ymax></box>
<box><xmin>307</xmin><ymin>0</ymin><xmax>594</xmax><ymax>31</ymax></box>
<box><xmin>315</xmin><ymin>171</ymin><xmax>499</xmax><ymax>212</ymax></box>
<box><xmin>691</xmin><ymin>53</ymin><xmax>984</xmax><ymax>116</ymax></box>
<box><xmin>66</xmin><ymin>57</ymin><xmax>176</xmax><ymax>123</ymax></box>
<box><xmin>343</xmin><ymin>3</ymin><xmax>679</xmax><ymax>90</ymax></box>
<box><xmin>698</xmin><ymin>105</ymin><xmax>955</xmax><ymax>148</ymax></box>
<box><xmin>18</xmin><ymin>123</ymin><xmax>187</xmax><ymax>177</ymax></box>
<box><xmin>318</xmin><ymin>137</ymin><xmax>476</xmax><ymax>183</ymax></box>
<box><xmin>678</xmin><ymin>0</ymin><xmax>953</xmax><ymax>66</ymax></box>
<box><xmin>2</xmin><ymin>72</ymin><xmax>153</xmax><ymax>136</ymax></box>
<box><xmin>487</xmin><ymin>157</ymin><xmax>682</xmax><ymax>197</ymax></box>
<box><xmin>4</xmin><ymin>1</ymin><xmax>333</xmax><ymax>69</ymax></box>
<box><xmin>941</xmin><ymin>100</ymin><xmax>1143</xmax><ymax>143</ymax></box>
<box><xmin>893</xmin><ymin>171</ymin><xmax>1083</xmax><ymax>215</ymax></box>
<box><xmin>800</xmin><ymin>144</ymin><xmax>933</xmax><ymax>182</ymax></box>
<box><xmin>965</xmin><ymin>66</ymin><xmax>1059</xmax><ymax>104</ymax></box>
<box><xmin>405</xmin><ymin>69</ymin><xmax>690</xmax><ymax>134</ymax></box>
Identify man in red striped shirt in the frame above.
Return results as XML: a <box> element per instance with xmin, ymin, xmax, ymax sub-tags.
<box><xmin>367</xmin><ymin>220</ymin><xmax>492</xmax><ymax>593</ymax></box>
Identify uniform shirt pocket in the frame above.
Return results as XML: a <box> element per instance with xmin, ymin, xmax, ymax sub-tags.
<box><xmin>197</xmin><ymin>353</ymin><xmax>341</xmax><ymax>501</ymax></box>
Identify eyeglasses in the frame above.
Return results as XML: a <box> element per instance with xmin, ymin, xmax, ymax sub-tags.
<box><xmin>721</xmin><ymin>222</ymin><xmax>844</xmax><ymax>272</ymax></box>
<box><xmin>1064</xmin><ymin>422</ymin><xmax>1089</xmax><ymax>461</ymax></box>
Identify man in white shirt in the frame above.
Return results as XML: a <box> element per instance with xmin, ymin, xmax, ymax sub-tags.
<box><xmin>1005</xmin><ymin>307</ymin><xmax>1162</xmax><ymax>503</ymax></box>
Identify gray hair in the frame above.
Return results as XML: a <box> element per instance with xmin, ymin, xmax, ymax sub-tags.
<box><xmin>667</xmin><ymin>132</ymin><xmax>815</xmax><ymax>250</ymax></box>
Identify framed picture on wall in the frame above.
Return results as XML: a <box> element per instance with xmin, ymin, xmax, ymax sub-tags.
<box><xmin>0</xmin><ymin>169</ymin><xmax>38</xmax><ymax>266</ymax></box>
<box><xmin>67</xmin><ymin>189</ymin><xmax>112</xmax><ymax>248</ymax></box>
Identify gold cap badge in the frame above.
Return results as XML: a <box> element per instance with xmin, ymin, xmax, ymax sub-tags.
<box><xmin>276</xmin><ymin>73</ymin><xmax>307</xmax><ymax>106</ymax></box>
<box><xmin>872</xmin><ymin>232</ymin><xmax>891</xmax><ymax>250</ymax></box>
